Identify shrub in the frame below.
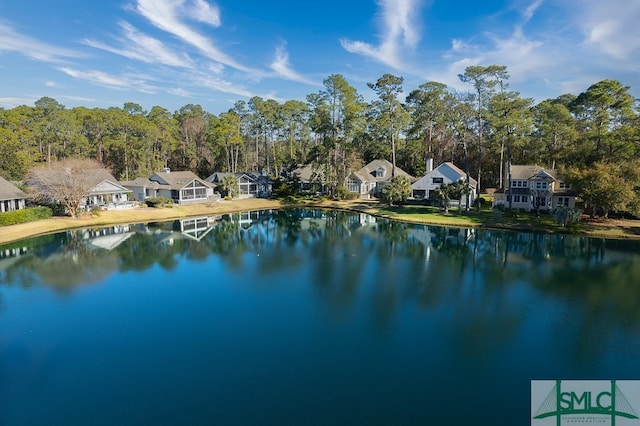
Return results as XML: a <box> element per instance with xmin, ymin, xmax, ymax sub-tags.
<box><xmin>0</xmin><ymin>206</ymin><xmax>53</xmax><ymax>226</ymax></box>
<box><xmin>144</xmin><ymin>197</ymin><xmax>174</xmax><ymax>208</ymax></box>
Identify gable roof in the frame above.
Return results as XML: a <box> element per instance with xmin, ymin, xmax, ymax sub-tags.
<box><xmin>85</xmin><ymin>169</ymin><xmax>130</xmax><ymax>194</ymax></box>
<box><xmin>0</xmin><ymin>176</ymin><xmax>27</xmax><ymax>201</ymax></box>
<box><xmin>292</xmin><ymin>164</ymin><xmax>327</xmax><ymax>182</ymax></box>
<box><xmin>437</xmin><ymin>162</ymin><xmax>478</xmax><ymax>186</ymax></box>
<box><xmin>509</xmin><ymin>165</ymin><xmax>558</xmax><ymax>180</ymax></box>
<box><xmin>352</xmin><ymin>159</ymin><xmax>413</xmax><ymax>182</ymax></box>
<box><xmin>150</xmin><ymin>171</ymin><xmax>213</xmax><ymax>189</ymax></box>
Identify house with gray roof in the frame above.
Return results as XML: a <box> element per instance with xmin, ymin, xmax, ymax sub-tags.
<box><xmin>411</xmin><ymin>160</ymin><xmax>477</xmax><ymax>206</ymax></box>
<box><xmin>124</xmin><ymin>168</ymin><xmax>214</xmax><ymax>204</ymax></box>
<box><xmin>493</xmin><ymin>164</ymin><xmax>576</xmax><ymax>212</ymax></box>
<box><xmin>0</xmin><ymin>176</ymin><xmax>27</xmax><ymax>213</ymax></box>
<box><xmin>81</xmin><ymin>169</ymin><xmax>132</xmax><ymax>210</ymax></box>
<box><xmin>345</xmin><ymin>159</ymin><xmax>414</xmax><ymax>199</ymax></box>
<box><xmin>205</xmin><ymin>172</ymin><xmax>271</xmax><ymax>198</ymax></box>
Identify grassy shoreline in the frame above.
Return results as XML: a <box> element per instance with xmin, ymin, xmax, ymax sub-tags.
<box><xmin>1</xmin><ymin>198</ymin><xmax>640</xmax><ymax>245</ymax></box>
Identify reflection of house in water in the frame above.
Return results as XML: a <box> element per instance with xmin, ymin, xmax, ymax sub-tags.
<box><xmin>172</xmin><ymin>216</ymin><xmax>218</xmax><ymax>241</ymax></box>
<box><xmin>79</xmin><ymin>225</ymin><xmax>134</xmax><ymax>250</ymax></box>
<box><xmin>0</xmin><ymin>245</ymin><xmax>29</xmax><ymax>276</ymax></box>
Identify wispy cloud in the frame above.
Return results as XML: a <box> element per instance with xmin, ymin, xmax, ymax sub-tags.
<box><xmin>84</xmin><ymin>21</ymin><xmax>194</xmax><ymax>68</ymax></box>
<box><xmin>0</xmin><ymin>96</ymin><xmax>38</xmax><ymax>108</ymax></box>
<box><xmin>340</xmin><ymin>0</ymin><xmax>424</xmax><ymax>69</ymax></box>
<box><xmin>575</xmin><ymin>0</ymin><xmax>640</xmax><ymax>60</ymax></box>
<box><xmin>0</xmin><ymin>21</ymin><xmax>81</xmax><ymax>62</ymax></box>
<box><xmin>58</xmin><ymin>67</ymin><xmax>158</xmax><ymax>93</ymax></box>
<box><xmin>269</xmin><ymin>45</ymin><xmax>319</xmax><ymax>85</ymax></box>
<box><xmin>133</xmin><ymin>0</ymin><xmax>256</xmax><ymax>73</ymax></box>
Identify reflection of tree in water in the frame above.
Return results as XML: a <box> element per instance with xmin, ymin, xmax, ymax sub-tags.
<box><xmin>532</xmin><ymin>254</ymin><xmax>640</xmax><ymax>364</ymax></box>
<box><xmin>1</xmin><ymin>230</ymin><xmax>121</xmax><ymax>293</ymax></box>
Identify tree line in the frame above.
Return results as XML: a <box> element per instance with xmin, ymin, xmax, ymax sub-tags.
<box><xmin>1</xmin><ymin>66</ymin><xmax>639</xmax><ymax>215</ymax></box>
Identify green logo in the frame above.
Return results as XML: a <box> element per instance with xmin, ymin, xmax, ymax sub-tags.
<box><xmin>532</xmin><ymin>380</ymin><xmax>640</xmax><ymax>425</ymax></box>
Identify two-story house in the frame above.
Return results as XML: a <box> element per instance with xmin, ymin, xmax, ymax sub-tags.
<box><xmin>493</xmin><ymin>164</ymin><xmax>576</xmax><ymax>212</ymax></box>
<box><xmin>411</xmin><ymin>159</ymin><xmax>477</xmax><ymax>206</ymax></box>
<box><xmin>346</xmin><ymin>159</ymin><xmax>414</xmax><ymax>199</ymax></box>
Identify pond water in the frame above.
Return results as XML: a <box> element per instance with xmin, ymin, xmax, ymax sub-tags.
<box><xmin>1</xmin><ymin>209</ymin><xmax>640</xmax><ymax>425</ymax></box>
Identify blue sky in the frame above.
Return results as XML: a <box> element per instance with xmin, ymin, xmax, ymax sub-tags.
<box><xmin>1</xmin><ymin>0</ymin><xmax>639</xmax><ymax>114</ymax></box>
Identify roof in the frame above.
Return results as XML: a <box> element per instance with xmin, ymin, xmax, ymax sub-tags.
<box><xmin>0</xmin><ymin>176</ymin><xmax>27</xmax><ymax>201</ymax></box>
<box><xmin>509</xmin><ymin>165</ymin><xmax>558</xmax><ymax>180</ymax></box>
<box><xmin>121</xmin><ymin>177</ymin><xmax>171</xmax><ymax>190</ymax></box>
<box><xmin>150</xmin><ymin>171</ymin><xmax>213</xmax><ymax>189</ymax></box>
<box><xmin>438</xmin><ymin>162</ymin><xmax>478</xmax><ymax>187</ymax></box>
<box><xmin>85</xmin><ymin>169</ymin><xmax>130</xmax><ymax>194</ymax></box>
<box><xmin>351</xmin><ymin>159</ymin><xmax>413</xmax><ymax>182</ymax></box>
<box><xmin>292</xmin><ymin>164</ymin><xmax>326</xmax><ymax>182</ymax></box>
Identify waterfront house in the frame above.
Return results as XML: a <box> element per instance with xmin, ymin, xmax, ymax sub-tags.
<box><xmin>205</xmin><ymin>172</ymin><xmax>272</xmax><ymax>198</ymax></box>
<box><xmin>0</xmin><ymin>176</ymin><xmax>27</xmax><ymax>213</ymax></box>
<box><xmin>492</xmin><ymin>164</ymin><xmax>576</xmax><ymax>212</ymax></box>
<box><xmin>345</xmin><ymin>159</ymin><xmax>414</xmax><ymax>199</ymax></box>
<box><xmin>411</xmin><ymin>159</ymin><xmax>477</xmax><ymax>206</ymax></box>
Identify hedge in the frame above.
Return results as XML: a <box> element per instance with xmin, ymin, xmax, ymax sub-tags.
<box><xmin>0</xmin><ymin>206</ymin><xmax>53</xmax><ymax>226</ymax></box>
<box><xmin>144</xmin><ymin>197</ymin><xmax>174</xmax><ymax>208</ymax></box>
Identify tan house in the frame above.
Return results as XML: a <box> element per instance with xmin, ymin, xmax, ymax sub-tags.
<box><xmin>493</xmin><ymin>164</ymin><xmax>576</xmax><ymax>212</ymax></box>
<box><xmin>0</xmin><ymin>176</ymin><xmax>27</xmax><ymax>213</ymax></box>
<box><xmin>346</xmin><ymin>159</ymin><xmax>414</xmax><ymax>199</ymax></box>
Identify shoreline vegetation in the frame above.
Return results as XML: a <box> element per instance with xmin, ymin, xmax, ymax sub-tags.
<box><xmin>1</xmin><ymin>198</ymin><xmax>640</xmax><ymax>246</ymax></box>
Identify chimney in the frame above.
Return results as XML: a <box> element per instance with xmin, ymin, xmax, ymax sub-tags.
<box><xmin>426</xmin><ymin>158</ymin><xmax>434</xmax><ymax>173</ymax></box>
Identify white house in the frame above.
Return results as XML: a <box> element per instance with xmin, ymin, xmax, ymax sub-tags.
<box><xmin>81</xmin><ymin>169</ymin><xmax>132</xmax><ymax>210</ymax></box>
<box><xmin>0</xmin><ymin>176</ymin><xmax>27</xmax><ymax>213</ymax></box>
<box><xmin>492</xmin><ymin>164</ymin><xmax>576</xmax><ymax>212</ymax></box>
<box><xmin>411</xmin><ymin>160</ymin><xmax>477</xmax><ymax>206</ymax></box>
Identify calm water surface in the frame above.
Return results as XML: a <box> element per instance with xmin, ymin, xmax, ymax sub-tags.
<box><xmin>1</xmin><ymin>209</ymin><xmax>640</xmax><ymax>425</ymax></box>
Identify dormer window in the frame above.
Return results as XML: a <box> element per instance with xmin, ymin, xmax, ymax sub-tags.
<box><xmin>375</xmin><ymin>167</ymin><xmax>385</xmax><ymax>178</ymax></box>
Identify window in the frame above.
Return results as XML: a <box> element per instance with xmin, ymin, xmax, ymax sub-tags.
<box><xmin>375</xmin><ymin>167</ymin><xmax>385</xmax><ymax>178</ymax></box>
<box><xmin>523</xmin><ymin>181</ymin><xmax>528</xmax><ymax>188</ymax></box>
<box><xmin>559</xmin><ymin>182</ymin><xmax>570</xmax><ymax>189</ymax></box>
<box><xmin>514</xmin><ymin>195</ymin><xmax>521</xmax><ymax>203</ymax></box>
<box><xmin>536</xmin><ymin>182</ymin><xmax>548</xmax><ymax>189</ymax></box>
<box><xmin>432</xmin><ymin>177</ymin><xmax>443</xmax><ymax>184</ymax></box>
<box><xmin>512</xmin><ymin>180</ymin><xmax>518</xmax><ymax>187</ymax></box>
<box><xmin>347</xmin><ymin>179</ymin><xmax>359</xmax><ymax>192</ymax></box>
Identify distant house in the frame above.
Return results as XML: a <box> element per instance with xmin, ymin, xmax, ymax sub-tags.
<box><xmin>492</xmin><ymin>164</ymin><xmax>576</xmax><ymax>212</ymax></box>
<box><xmin>411</xmin><ymin>160</ymin><xmax>477</xmax><ymax>206</ymax></box>
<box><xmin>345</xmin><ymin>159</ymin><xmax>414</xmax><ymax>199</ymax></box>
<box><xmin>124</xmin><ymin>169</ymin><xmax>214</xmax><ymax>205</ymax></box>
<box><xmin>82</xmin><ymin>169</ymin><xmax>132</xmax><ymax>210</ymax></box>
<box><xmin>205</xmin><ymin>172</ymin><xmax>271</xmax><ymax>198</ymax></box>
<box><xmin>291</xmin><ymin>164</ymin><xmax>328</xmax><ymax>194</ymax></box>
<box><xmin>0</xmin><ymin>176</ymin><xmax>27</xmax><ymax>213</ymax></box>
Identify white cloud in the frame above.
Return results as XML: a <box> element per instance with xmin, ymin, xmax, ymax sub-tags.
<box><xmin>84</xmin><ymin>21</ymin><xmax>194</xmax><ymax>68</ymax></box>
<box><xmin>0</xmin><ymin>21</ymin><xmax>81</xmax><ymax>62</ymax></box>
<box><xmin>269</xmin><ymin>45</ymin><xmax>319</xmax><ymax>86</ymax></box>
<box><xmin>134</xmin><ymin>0</ymin><xmax>256</xmax><ymax>73</ymax></box>
<box><xmin>0</xmin><ymin>97</ymin><xmax>37</xmax><ymax>108</ymax></box>
<box><xmin>341</xmin><ymin>0</ymin><xmax>425</xmax><ymax>69</ymax></box>
<box><xmin>58</xmin><ymin>67</ymin><xmax>158</xmax><ymax>93</ymax></box>
<box><xmin>576</xmin><ymin>0</ymin><xmax>640</xmax><ymax>60</ymax></box>
<box><xmin>186</xmin><ymin>0</ymin><xmax>221</xmax><ymax>26</ymax></box>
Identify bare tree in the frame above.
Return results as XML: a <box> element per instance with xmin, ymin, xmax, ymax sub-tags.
<box><xmin>26</xmin><ymin>158</ymin><xmax>106</xmax><ymax>217</ymax></box>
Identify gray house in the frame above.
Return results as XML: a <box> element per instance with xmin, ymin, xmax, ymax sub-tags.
<box><xmin>492</xmin><ymin>164</ymin><xmax>576</xmax><ymax>212</ymax></box>
<box><xmin>206</xmin><ymin>172</ymin><xmax>271</xmax><ymax>198</ymax></box>
<box><xmin>124</xmin><ymin>169</ymin><xmax>214</xmax><ymax>204</ymax></box>
<box><xmin>346</xmin><ymin>159</ymin><xmax>414</xmax><ymax>199</ymax></box>
<box><xmin>0</xmin><ymin>176</ymin><xmax>27</xmax><ymax>213</ymax></box>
